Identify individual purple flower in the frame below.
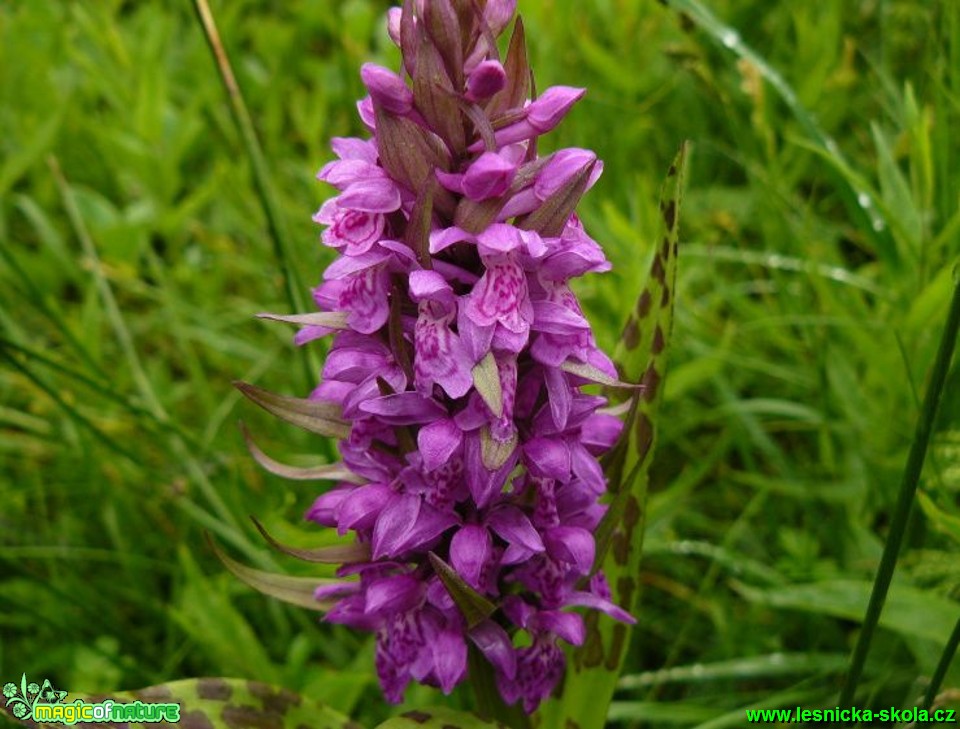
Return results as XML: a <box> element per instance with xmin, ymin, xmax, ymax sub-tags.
<box><xmin>253</xmin><ymin>0</ymin><xmax>637</xmax><ymax>714</ymax></box>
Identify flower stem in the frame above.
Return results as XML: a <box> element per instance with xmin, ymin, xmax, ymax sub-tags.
<box><xmin>838</xmin><ymin>274</ymin><xmax>960</xmax><ymax>708</ymax></box>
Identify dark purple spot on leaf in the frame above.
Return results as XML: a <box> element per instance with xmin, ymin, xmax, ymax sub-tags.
<box><xmin>197</xmin><ymin>679</ymin><xmax>232</xmax><ymax>701</ymax></box>
<box><xmin>652</xmin><ymin>325</ymin><xmax>665</xmax><ymax>355</ymax></box>
<box><xmin>651</xmin><ymin>255</ymin><xmax>666</xmax><ymax>285</ymax></box>
<box><xmin>612</xmin><ymin>530</ymin><xmax>630</xmax><ymax>564</ymax></box>
<box><xmin>661</xmin><ymin>200</ymin><xmax>676</xmax><ymax>229</ymax></box>
<box><xmin>136</xmin><ymin>686</ymin><xmax>173</xmax><ymax>701</ymax></box>
<box><xmin>623</xmin><ymin>318</ymin><xmax>640</xmax><ymax>349</ymax></box>
<box><xmin>579</xmin><ymin>612</ymin><xmax>604</xmax><ymax>668</ymax></box>
<box><xmin>605</xmin><ymin>623</ymin><xmax>627</xmax><ymax>670</ymax></box>
<box><xmin>222</xmin><ymin>705</ymin><xmax>281</xmax><ymax>729</ymax></box>
<box><xmin>403</xmin><ymin>711</ymin><xmax>432</xmax><ymax>724</ymax></box>
<box><xmin>636</xmin><ymin>290</ymin><xmax>652</xmax><ymax>319</ymax></box>
<box><xmin>180</xmin><ymin>711</ymin><xmax>215</xmax><ymax>729</ymax></box>
<box><xmin>617</xmin><ymin>576</ymin><xmax>636</xmax><ymax>609</ymax></box>
<box><xmin>661</xmin><ymin>285</ymin><xmax>671</xmax><ymax>307</ymax></box>
<box><xmin>641</xmin><ymin>365</ymin><xmax>661</xmax><ymax>402</ymax></box>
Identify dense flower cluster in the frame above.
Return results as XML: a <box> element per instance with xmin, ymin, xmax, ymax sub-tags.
<box><xmin>293</xmin><ymin>0</ymin><xmax>633</xmax><ymax>712</ymax></box>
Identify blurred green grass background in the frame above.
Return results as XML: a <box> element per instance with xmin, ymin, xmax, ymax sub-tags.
<box><xmin>2</xmin><ymin>0</ymin><xmax>959</xmax><ymax>726</ymax></box>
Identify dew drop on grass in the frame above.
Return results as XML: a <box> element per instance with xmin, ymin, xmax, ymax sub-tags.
<box><xmin>721</xmin><ymin>29</ymin><xmax>740</xmax><ymax>48</ymax></box>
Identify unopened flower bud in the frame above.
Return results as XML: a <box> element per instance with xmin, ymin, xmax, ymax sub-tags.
<box><xmin>467</xmin><ymin>60</ymin><xmax>507</xmax><ymax>100</ymax></box>
<box><xmin>361</xmin><ymin>63</ymin><xmax>414</xmax><ymax>115</ymax></box>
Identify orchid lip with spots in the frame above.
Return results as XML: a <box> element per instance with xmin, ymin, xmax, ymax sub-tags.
<box><xmin>240</xmin><ymin>0</ymin><xmax>653</xmax><ymax>716</ymax></box>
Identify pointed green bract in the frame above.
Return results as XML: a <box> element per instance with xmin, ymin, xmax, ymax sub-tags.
<box><xmin>427</xmin><ymin>552</ymin><xmax>497</xmax><ymax>629</ymax></box>
<box><xmin>234</xmin><ymin>381</ymin><xmax>351</xmax><ymax>439</ymax></box>
<box><xmin>207</xmin><ymin>533</ymin><xmax>344</xmax><ymax>611</ymax></box>
<box><xmin>538</xmin><ymin>143</ymin><xmax>689</xmax><ymax>729</ymax></box>
<box><xmin>251</xmin><ymin>517</ymin><xmax>372</xmax><ymax>564</ymax></box>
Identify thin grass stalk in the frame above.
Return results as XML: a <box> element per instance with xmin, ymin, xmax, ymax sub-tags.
<box><xmin>190</xmin><ymin>0</ymin><xmax>316</xmax><ymax>387</ymax></box>
<box><xmin>837</xmin><ymin>275</ymin><xmax>960</xmax><ymax>707</ymax></box>
<box><xmin>0</xmin><ymin>346</ymin><xmax>140</xmax><ymax>465</ymax></box>
<box><xmin>49</xmin><ymin>157</ymin><xmax>260</xmax><ymax>557</ymax></box>
<box><xmin>664</xmin><ymin>0</ymin><xmax>895</xmax><ymax>258</ymax></box>
<box><xmin>922</xmin><ymin>614</ymin><xmax>960</xmax><ymax>712</ymax></box>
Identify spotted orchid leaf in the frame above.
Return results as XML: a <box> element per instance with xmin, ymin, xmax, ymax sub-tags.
<box><xmin>537</xmin><ymin>143</ymin><xmax>689</xmax><ymax>729</ymax></box>
<box><xmin>4</xmin><ymin>678</ymin><xmax>358</xmax><ymax>729</ymax></box>
<box><xmin>374</xmin><ymin>706</ymin><xmax>505</xmax><ymax>728</ymax></box>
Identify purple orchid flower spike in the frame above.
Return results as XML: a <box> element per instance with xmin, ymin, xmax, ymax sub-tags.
<box><xmin>247</xmin><ymin>0</ymin><xmax>637</xmax><ymax>714</ymax></box>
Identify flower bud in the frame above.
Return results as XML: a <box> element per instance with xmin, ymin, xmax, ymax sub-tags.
<box><xmin>360</xmin><ymin>63</ymin><xmax>414</xmax><ymax>115</ymax></box>
<box><xmin>467</xmin><ymin>60</ymin><xmax>507</xmax><ymax>100</ymax></box>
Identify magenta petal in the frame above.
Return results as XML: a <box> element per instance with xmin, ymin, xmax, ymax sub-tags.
<box><xmin>486</xmin><ymin>505</ymin><xmax>544</xmax><ymax>553</ymax></box>
<box><xmin>325</xmin><ymin>595</ymin><xmax>378</xmax><ymax>630</ymax></box>
<box><xmin>537</xmin><ymin>610</ymin><xmax>586</xmax><ymax>646</ymax></box>
<box><xmin>544</xmin><ymin>525</ymin><xmax>595</xmax><ymax>574</ymax></box>
<box><xmin>581</xmin><ymin>413</ymin><xmax>623</xmax><ymax>452</ymax></box>
<box><xmin>361</xmin><ymin>63</ymin><xmax>414</xmax><ymax>115</ymax></box>
<box><xmin>476</xmin><ymin>223</ymin><xmax>525</xmax><ymax>256</ymax></box>
<box><xmin>371</xmin><ymin>493</ymin><xmax>420</xmax><ymax>558</ymax></box>
<box><xmin>409</xmin><ymin>269</ymin><xmax>453</xmax><ymax>303</ymax></box>
<box><xmin>499</xmin><ymin>188</ymin><xmax>539</xmax><ymax>219</ymax></box>
<box><xmin>365</xmin><ymin>574</ymin><xmax>423</xmax><ymax>616</ymax></box>
<box><xmin>359</xmin><ymin>393</ymin><xmax>447</xmax><ymax>425</ymax></box>
<box><xmin>524</xmin><ymin>436</ymin><xmax>571</xmax><ymax>480</ymax></box>
<box><xmin>534</xmin><ymin>148</ymin><xmax>599</xmax><ymax>201</ymax></box>
<box><xmin>429</xmin><ymin>226</ymin><xmax>475</xmax><ymax>254</ymax></box>
<box><xmin>306</xmin><ymin>487</ymin><xmax>351</xmax><ymax>526</ymax></box>
<box><xmin>315</xmin><ymin>582</ymin><xmax>360</xmax><ymax>601</ymax></box>
<box><xmin>571</xmin><ymin>442</ymin><xmax>607</xmax><ymax>494</ymax></box>
<box><xmin>330</xmin><ymin>136</ymin><xmax>378</xmax><ymax>164</ymax></box>
<box><xmin>337</xmin><ymin>483</ymin><xmax>393</xmax><ymax>534</ymax></box>
<box><xmin>483</xmin><ymin>0</ymin><xmax>518</xmax><ymax>35</ymax></box>
<box><xmin>466</xmin><ymin>60</ymin><xmax>507</xmax><ymax>101</ymax></box>
<box><xmin>527</xmin><ymin>86</ymin><xmax>586</xmax><ymax>132</ymax></box>
<box><xmin>470</xmin><ymin>620</ymin><xmax>517</xmax><ymax>679</ymax></box>
<box><xmin>532</xmin><ymin>300</ymin><xmax>590</xmax><ymax>334</ymax></box>
<box><xmin>418</xmin><ymin>418</ymin><xmax>464</xmax><ymax>472</ymax></box>
<box><xmin>462</xmin><ymin>153</ymin><xmax>517</xmax><ymax>201</ymax></box>
<box><xmin>500</xmin><ymin>542</ymin><xmax>536</xmax><ymax>566</ymax></box>
<box><xmin>323</xmin><ymin>250</ymin><xmax>391</xmax><ymax>280</ymax></box>
<box><xmin>393</xmin><ymin>502</ymin><xmax>459</xmax><ymax>554</ymax></box>
<box><xmin>450</xmin><ymin>524</ymin><xmax>492</xmax><ymax>588</ymax></box>
<box><xmin>414</xmin><ymin>310</ymin><xmax>475</xmax><ymax>398</ymax></box>
<box><xmin>337</xmin><ymin>178</ymin><xmax>402</xmax><ymax>213</ymax></box>
<box><xmin>432</xmin><ymin>629</ymin><xmax>468</xmax><ymax>694</ymax></box>
<box><xmin>566</xmin><ymin>591</ymin><xmax>637</xmax><ymax>624</ymax></box>
<box><xmin>435</xmin><ymin>169</ymin><xmax>466</xmax><ymax>195</ymax></box>
<box><xmin>544</xmin><ymin>366</ymin><xmax>572</xmax><ymax>430</ymax></box>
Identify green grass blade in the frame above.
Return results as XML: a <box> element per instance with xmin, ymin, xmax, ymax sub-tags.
<box><xmin>837</xmin><ymin>274</ymin><xmax>960</xmax><ymax>706</ymax></box>
<box><xmin>923</xmin><ymin>615</ymin><xmax>960</xmax><ymax>712</ymax></box>
<box><xmin>190</xmin><ymin>0</ymin><xmax>315</xmax><ymax>387</ymax></box>
<box><xmin>663</xmin><ymin>0</ymin><xmax>896</xmax><ymax>260</ymax></box>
